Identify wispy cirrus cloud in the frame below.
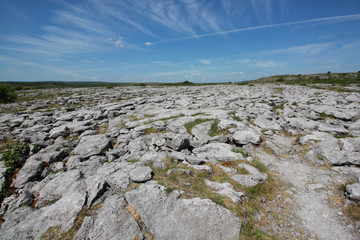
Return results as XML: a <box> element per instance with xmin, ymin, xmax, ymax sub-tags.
<box><xmin>146</xmin><ymin>13</ymin><xmax>360</xmax><ymax>45</ymax></box>
<box><xmin>258</xmin><ymin>42</ymin><xmax>336</xmax><ymax>56</ymax></box>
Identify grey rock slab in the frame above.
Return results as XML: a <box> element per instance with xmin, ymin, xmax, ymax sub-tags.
<box><xmin>125</xmin><ymin>181</ymin><xmax>241</xmax><ymax>240</ymax></box>
<box><xmin>169</xmin><ymin>151</ymin><xmax>186</xmax><ymax>162</ymax></box>
<box><xmin>129</xmin><ymin>166</ymin><xmax>153</xmax><ymax>182</ymax></box>
<box><xmin>73</xmin><ymin>134</ymin><xmax>111</xmax><ymax>159</ymax></box>
<box><xmin>165</xmin><ymin>134</ymin><xmax>190</xmax><ymax>151</ymax></box>
<box><xmin>85</xmin><ymin>176</ymin><xmax>109</xmax><ymax>207</ymax></box>
<box><xmin>0</xmin><ymin>181</ymin><xmax>86</xmax><ymax>240</ymax></box>
<box><xmin>287</xmin><ymin>117</ymin><xmax>319</xmax><ymax>131</ymax></box>
<box><xmin>254</xmin><ymin>116</ymin><xmax>282</xmax><ymax>131</ymax></box>
<box><xmin>12</xmin><ymin>157</ymin><xmax>45</xmax><ymax>189</ymax></box>
<box><xmin>340</xmin><ymin>137</ymin><xmax>360</xmax><ymax>152</ymax></box>
<box><xmin>49</xmin><ymin>126</ymin><xmax>70</xmax><ymax>139</ymax></box>
<box><xmin>233</xmin><ymin>129</ymin><xmax>262</xmax><ymax>145</ymax></box>
<box><xmin>298</xmin><ymin>132</ymin><xmax>335</xmax><ymax>145</ymax></box>
<box><xmin>217</xmin><ymin>164</ymin><xmax>238</xmax><ymax>174</ymax></box>
<box><xmin>191</xmin><ymin>121</ymin><xmax>212</xmax><ymax>144</ymax></box>
<box><xmin>185</xmin><ymin>155</ymin><xmax>205</xmax><ymax>165</ymax></box>
<box><xmin>140</xmin><ymin>151</ymin><xmax>167</xmax><ymax>164</ymax></box>
<box><xmin>318</xmin><ymin>123</ymin><xmax>348</xmax><ymax>135</ymax></box>
<box><xmin>193</xmin><ymin>143</ymin><xmax>244</xmax><ymax>162</ymax></box>
<box><xmin>35</xmin><ymin>170</ymin><xmax>82</xmax><ymax>207</ymax></box>
<box><xmin>100</xmin><ymin>162</ymin><xmax>137</xmax><ymax>191</ymax></box>
<box><xmin>346</xmin><ymin>182</ymin><xmax>360</xmax><ymax>201</ymax></box>
<box><xmin>231</xmin><ymin>163</ymin><xmax>267</xmax><ymax>187</ymax></box>
<box><xmin>204</xmin><ymin>179</ymin><xmax>245</xmax><ymax>204</ymax></box>
<box><xmin>74</xmin><ymin>194</ymin><xmax>143</xmax><ymax>240</ymax></box>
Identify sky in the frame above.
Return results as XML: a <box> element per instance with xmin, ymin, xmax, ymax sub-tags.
<box><xmin>0</xmin><ymin>0</ymin><xmax>360</xmax><ymax>83</ymax></box>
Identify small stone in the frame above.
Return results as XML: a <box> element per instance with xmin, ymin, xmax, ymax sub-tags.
<box><xmin>129</xmin><ymin>166</ymin><xmax>153</xmax><ymax>182</ymax></box>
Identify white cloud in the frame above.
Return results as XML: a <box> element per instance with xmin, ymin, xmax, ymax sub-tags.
<box><xmin>145</xmin><ymin>42</ymin><xmax>154</xmax><ymax>46</ymax></box>
<box><xmin>254</xmin><ymin>60</ymin><xmax>278</xmax><ymax>68</ymax></box>
<box><xmin>237</xmin><ymin>58</ymin><xmax>250</xmax><ymax>63</ymax></box>
<box><xmin>115</xmin><ymin>37</ymin><xmax>123</xmax><ymax>47</ymax></box>
<box><xmin>261</xmin><ymin>42</ymin><xmax>334</xmax><ymax>56</ymax></box>
<box><xmin>198</xmin><ymin>59</ymin><xmax>212</xmax><ymax>65</ymax></box>
<box><xmin>232</xmin><ymin>72</ymin><xmax>244</xmax><ymax>75</ymax></box>
<box><xmin>152</xmin><ymin>13</ymin><xmax>360</xmax><ymax>44</ymax></box>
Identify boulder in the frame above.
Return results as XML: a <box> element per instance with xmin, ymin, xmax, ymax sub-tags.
<box><xmin>129</xmin><ymin>166</ymin><xmax>153</xmax><ymax>183</ymax></box>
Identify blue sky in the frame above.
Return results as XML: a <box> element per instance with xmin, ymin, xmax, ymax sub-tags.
<box><xmin>1</xmin><ymin>0</ymin><xmax>360</xmax><ymax>83</ymax></box>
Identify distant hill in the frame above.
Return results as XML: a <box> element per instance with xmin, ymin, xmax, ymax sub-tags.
<box><xmin>252</xmin><ymin>72</ymin><xmax>360</xmax><ymax>85</ymax></box>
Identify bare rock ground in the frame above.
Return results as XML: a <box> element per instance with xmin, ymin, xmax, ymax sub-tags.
<box><xmin>0</xmin><ymin>84</ymin><xmax>360</xmax><ymax>239</ymax></box>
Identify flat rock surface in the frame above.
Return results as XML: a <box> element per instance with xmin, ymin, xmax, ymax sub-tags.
<box><xmin>1</xmin><ymin>84</ymin><xmax>360</xmax><ymax>239</ymax></box>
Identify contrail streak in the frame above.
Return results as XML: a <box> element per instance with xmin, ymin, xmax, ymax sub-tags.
<box><xmin>146</xmin><ymin>13</ymin><xmax>360</xmax><ymax>45</ymax></box>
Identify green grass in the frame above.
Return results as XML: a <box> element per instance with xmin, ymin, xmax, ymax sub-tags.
<box><xmin>184</xmin><ymin>118</ymin><xmax>213</xmax><ymax>135</ymax></box>
<box><xmin>319</xmin><ymin>112</ymin><xmax>335</xmax><ymax>119</ymax></box>
<box><xmin>209</xmin><ymin>120</ymin><xmax>228</xmax><ymax>137</ymax></box>
<box><xmin>240</xmin><ymin>221</ymin><xmax>277</xmax><ymax>240</ymax></box>
<box><xmin>232</xmin><ymin>148</ymin><xmax>249</xmax><ymax>158</ymax></box>
<box><xmin>228</xmin><ymin>111</ymin><xmax>242</xmax><ymax>122</ymax></box>
<box><xmin>0</xmin><ymin>144</ymin><xmax>30</xmax><ymax>203</ymax></box>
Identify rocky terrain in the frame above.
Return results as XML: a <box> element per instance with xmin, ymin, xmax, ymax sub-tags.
<box><xmin>0</xmin><ymin>83</ymin><xmax>360</xmax><ymax>240</ymax></box>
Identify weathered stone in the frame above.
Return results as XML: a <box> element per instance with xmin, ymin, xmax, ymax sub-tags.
<box><xmin>129</xmin><ymin>166</ymin><xmax>153</xmax><ymax>182</ymax></box>
<box><xmin>254</xmin><ymin>116</ymin><xmax>282</xmax><ymax>131</ymax></box>
<box><xmin>185</xmin><ymin>155</ymin><xmax>205</xmax><ymax>165</ymax></box>
<box><xmin>233</xmin><ymin>129</ymin><xmax>262</xmax><ymax>145</ymax></box>
<box><xmin>125</xmin><ymin>181</ymin><xmax>241</xmax><ymax>240</ymax></box>
<box><xmin>0</xmin><ymin>181</ymin><xmax>86</xmax><ymax>240</ymax></box>
<box><xmin>12</xmin><ymin>157</ymin><xmax>45</xmax><ymax>189</ymax></box>
<box><xmin>73</xmin><ymin>134</ymin><xmax>111</xmax><ymax>159</ymax></box>
<box><xmin>74</xmin><ymin>194</ymin><xmax>143</xmax><ymax>240</ymax></box>
<box><xmin>193</xmin><ymin>143</ymin><xmax>244</xmax><ymax>162</ymax></box>
<box><xmin>205</xmin><ymin>179</ymin><xmax>245</xmax><ymax>204</ymax></box>
<box><xmin>49</xmin><ymin>126</ymin><xmax>70</xmax><ymax>139</ymax></box>
<box><xmin>346</xmin><ymin>182</ymin><xmax>360</xmax><ymax>201</ymax></box>
<box><xmin>231</xmin><ymin>163</ymin><xmax>267</xmax><ymax>187</ymax></box>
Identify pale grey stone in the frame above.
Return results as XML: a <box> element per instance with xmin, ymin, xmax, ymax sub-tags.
<box><xmin>205</xmin><ymin>179</ymin><xmax>245</xmax><ymax>204</ymax></box>
<box><xmin>73</xmin><ymin>134</ymin><xmax>111</xmax><ymax>159</ymax></box>
<box><xmin>129</xmin><ymin>166</ymin><xmax>153</xmax><ymax>182</ymax></box>
<box><xmin>125</xmin><ymin>181</ymin><xmax>241</xmax><ymax>240</ymax></box>
<box><xmin>74</xmin><ymin>194</ymin><xmax>143</xmax><ymax>240</ymax></box>
<box><xmin>35</xmin><ymin>170</ymin><xmax>82</xmax><ymax>207</ymax></box>
<box><xmin>346</xmin><ymin>182</ymin><xmax>360</xmax><ymax>201</ymax></box>
<box><xmin>49</xmin><ymin>126</ymin><xmax>70</xmax><ymax>139</ymax></box>
<box><xmin>231</xmin><ymin>163</ymin><xmax>267</xmax><ymax>187</ymax></box>
<box><xmin>193</xmin><ymin>143</ymin><xmax>244</xmax><ymax>162</ymax></box>
<box><xmin>254</xmin><ymin>116</ymin><xmax>282</xmax><ymax>131</ymax></box>
<box><xmin>233</xmin><ymin>129</ymin><xmax>262</xmax><ymax>145</ymax></box>
<box><xmin>0</xmin><ymin>181</ymin><xmax>86</xmax><ymax>240</ymax></box>
<box><xmin>185</xmin><ymin>155</ymin><xmax>205</xmax><ymax>165</ymax></box>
